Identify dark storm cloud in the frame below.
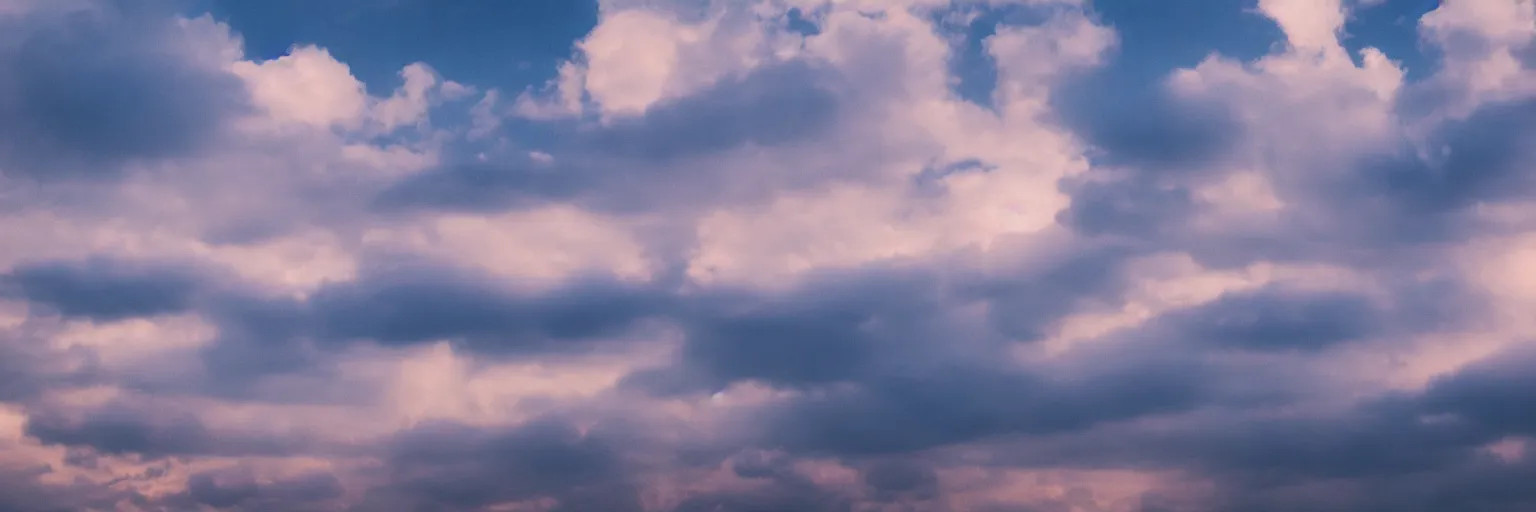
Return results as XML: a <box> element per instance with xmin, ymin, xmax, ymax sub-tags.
<box><xmin>374</xmin><ymin>60</ymin><xmax>843</xmax><ymax>214</ymax></box>
<box><xmin>0</xmin><ymin>0</ymin><xmax>248</xmax><ymax>179</ymax></box>
<box><xmin>2</xmin><ymin>257</ymin><xmax>201</xmax><ymax>321</ymax></box>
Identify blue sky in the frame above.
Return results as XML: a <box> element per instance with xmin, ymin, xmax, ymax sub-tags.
<box><xmin>188</xmin><ymin>0</ymin><xmax>598</xmax><ymax>94</ymax></box>
<box><xmin>3</xmin><ymin>0</ymin><xmax>1536</xmax><ymax>511</ymax></box>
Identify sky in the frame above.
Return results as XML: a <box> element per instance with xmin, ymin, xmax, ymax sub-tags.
<box><xmin>0</xmin><ymin>0</ymin><xmax>1535</xmax><ymax>510</ymax></box>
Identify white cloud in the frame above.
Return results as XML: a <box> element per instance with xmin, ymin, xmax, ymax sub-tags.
<box><xmin>232</xmin><ymin>46</ymin><xmax>371</xmax><ymax>129</ymax></box>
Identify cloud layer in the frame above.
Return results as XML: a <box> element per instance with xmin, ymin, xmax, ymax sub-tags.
<box><xmin>2</xmin><ymin>0</ymin><xmax>1535</xmax><ymax>511</ymax></box>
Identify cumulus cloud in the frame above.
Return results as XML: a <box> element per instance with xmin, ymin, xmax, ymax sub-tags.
<box><xmin>2</xmin><ymin>0</ymin><xmax>1536</xmax><ymax>511</ymax></box>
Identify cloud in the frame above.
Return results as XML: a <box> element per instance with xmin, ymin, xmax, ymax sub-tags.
<box><xmin>4</xmin><ymin>0</ymin><xmax>1536</xmax><ymax>510</ymax></box>
<box><xmin>182</xmin><ymin>469</ymin><xmax>344</xmax><ymax>511</ymax></box>
<box><xmin>23</xmin><ymin>400</ymin><xmax>307</xmax><ymax>458</ymax></box>
<box><xmin>1154</xmin><ymin>286</ymin><xmax>1383</xmax><ymax>352</ymax></box>
<box><xmin>363</xmin><ymin>417</ymin><xmax>644</xmax><ymax>511</ymax></box>
<box><xmin>2</xmin><ymin>257</ymin><xmax>202</xmax><ymax>321</ymax></box>
<box><xmin>378</xmin><ymin>59</ymin><xmax>846</xmax><ymax>214</ymax></box>
<box><xmin>1420</xmin><ymin>343</ymin><xmax>1536</xmax><ymax>438</ymax></box>
<box><xmin>0</xmin><ymin>1</ymin><xmax>249</xmax><ymax>179</ymax></box>
<box><xmin>303</xmin><ymin>261</ymin><xmax>668</xmax><ymax>353</ymax></box>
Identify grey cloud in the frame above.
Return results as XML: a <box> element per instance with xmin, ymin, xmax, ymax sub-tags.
<box><xmin>0</xmin><ymin>464</ymin><xmax>136</xmax><ymax>512</ymax></box>
<box><xmin>305</xmin><ymin>264</ymin><xmax>669</xmax><ymax>353</ymax></box>
<box><xmin>1419</xmin><ymin>343</ymin><xmax>1536</xmax><ymax>438</ymax></box>
<box><xmin>0</xmin><ymin>315</ymin><xmax>105</xmax><ymax>405</ymax></box>
<box><xmin>862</xmin><ymin>459</ymin><xmax>940</xmax><ymax>502</ymax></box>
<box><xmin>0</xmin><ymin>245</ymin><xmax>1131</xmax><ymax>402</ymax></box>
<box><xmin>0</xmin><ymin>254</ymin><xmax>670</xmax><ymax>389</ymax></box>
<box><xmin>0</xmin><ymin>333</ymin><xmax>61</xmax><ymax>403</ymax></box>
<box><xmin>23</xmin><ymin>402</ymin><xmax>303</xmax><ymax>458</ymax></box>
<box><xmin>669</xmin><ymin>455</ymin><xmax>855</xmax><ymax>512</ymax></box>
<box><xmin>1286</xmin><ymin>98</ymin><xmax>1536</xmax><ymax>252</ymax></box>
<box><xmin>0</xmin><ymin>0</ymin><xmax>248</xmax><ymax>179</ymax></box>
<box><xmin>1174</xmin><ymin>402</ymin><xmax>1483</xmax><ymax>482</ymax></box>
<box><xmin>1518</xmin><ymin>42</ymin><xmax>1536</xmax><ymax>70</ymax></box>
<box><xmin>696</xmin><ymin>281</ymin><xmax>1438</xmax><ymax>462</ymax></box>
<box><xmin>626</xmin><ymin>245</ymin><xmax>1137</xmax><ymax>396</ymax></box>
<box><xmin>588</xmin><ymin>60</ymin><xmax>840</xmax><ymax>162</ymax></box>
<box><xmin>2</xmin><ymin>257</ymin><xmax>202</xmax><ymax>321</ymax></box>
<box><xmin>7</xmin><ymin>3</ymin><xmax>1536</xmax><ymax>511</ymax></box>
<box><xmin>759</xmin><ymin>359</ymin><xmax>1211</xmax><ymax>456</ymax></box>
<box><xmin>1053</xmin><ymin>82</ymin><xmax>1243</xmax><ymax>173</ymax></box>
<box><xmin>371</xmin><ymin>156</ymin><xmax>584</xmax><ymax>214</ymax></box>
<box><xmin>1157</xmin><ymin>286</ymin><xmax>1383</xmax><ymax>352</ymax></box>
<box><xmin>374</xmin><ymin>59</ymin><xmax>845</xmax><ymax>215</ymax></box>
<box><xmin>627</xmin><ymin>269</ymin><xmax>958</xmax><ymax>394</ymax></box>
<box><xmin>728</xmin><ymin>450</ymin><xmax>794</xmax><ymax>480</ymax></box>
<box><xmin>971</xmin><ymin>244</ymin><xmax>1135</xmax><ymax>341</ymax></box>
<box><xmin>1056</xmin><ymin>173</ymin><xmax>1196</xmax><ymax>239</ymax></box>
<box><xmin>1355</xmin><ymin>99</ymin><xmax>1536</xmax><ymax>217</ymax></box>
<box><xmin>193</xmin><ymin>293</ymin><xmax>327</xmax><ymax>395</ymax></box>
<box><xmin>164</xmin><ymin>468</ymin><xmax>345</xmax><ymax>512</ymax></box>
<box><xmin>1181</xmin><ymin>418</ymin><xmax>1536</xmax><ymax>512</ymax></box>
<box><xmin>940</xmin><ymin>370</ymin><xmax>1530</xmax><ymax>511</ymax></box>
<box><xmin>668</xmin><ymin>479</ymin><xmax>852</xmax><ymax>512</ymax></box>
<box><xmin>1053</xmin><ymin>74</ymin><xmax>1536</xmax><ymax>278</ymax></box>
<box><xmin>363</xmin><ymin>417</ymin><xmax>643</xmax><ymax>512</ymax></box>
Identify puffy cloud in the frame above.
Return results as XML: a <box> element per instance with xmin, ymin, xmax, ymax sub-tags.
<box><xmin>3</xmin><ymin>0</ymin><xmax>1536</xmax><ymax>510</ymax></box>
